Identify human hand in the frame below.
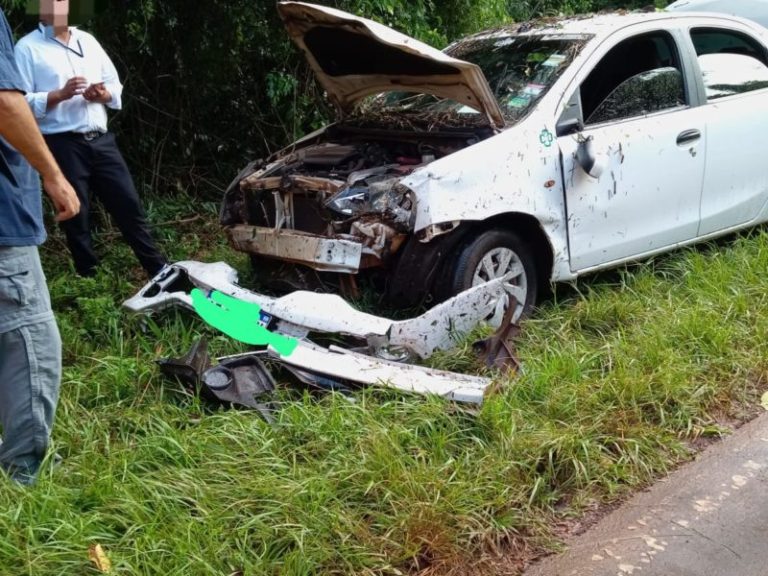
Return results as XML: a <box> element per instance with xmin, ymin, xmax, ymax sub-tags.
<box><xmin>55</xmin><ymin>76</ymin><xmax>88</xmax><ymax>101</ymax></box>
<box><xmin>42</xmin><ymin>172</ymin><xmax>80</xmax><ymax>221</ymax></box>
<box><xmin>82</xmin><ymin>82</ymin><xmax>111</xmax><ymax>104</ymax></box>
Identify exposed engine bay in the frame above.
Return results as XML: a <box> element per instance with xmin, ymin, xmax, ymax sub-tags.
<box><xmin>219</xmin><ymin>123</ymin><xmax>493</xmax><ymax>292</ymax></box>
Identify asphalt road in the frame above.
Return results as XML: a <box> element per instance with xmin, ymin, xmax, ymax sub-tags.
<box><xmin>524</xmin><ymin>412</ymin><xmax>768</xmax><ymax>576</ymax></box>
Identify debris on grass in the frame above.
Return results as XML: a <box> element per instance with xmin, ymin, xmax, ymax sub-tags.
<box><xmin>88</xmin><ymin>544</ymin><xmax>112</xmax><ymax>574</ymax></box>
<box><xmin>472</xmin><ymin>295</ymin><xmax>522</xmax><ymax>373</ymax></box>
<box><xmin>129</xmin><ymin>261</ymin><xmax>522</xmax><ymax>407</ymax></box>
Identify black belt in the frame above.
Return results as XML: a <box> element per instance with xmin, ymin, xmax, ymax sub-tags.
<box><xmin>71</xmin><ymin>131</ymin><xmax>106</xmax><ymax>141</ymax></box>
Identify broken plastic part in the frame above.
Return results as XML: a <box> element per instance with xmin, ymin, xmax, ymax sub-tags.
<box><xmin>472</xmin><ymin>295</ymin><xmax>522</xmax><ymax>372</ymax></box>
<box><xmin>124</xmin><ymin>261</ymin><xmax>512</xmax><ymax>360</ymax></box>
<box><xmin>269</xmin><ymin>341</ymin><xmax>492</xmax><ymax>404</ymax></box>
<box><xmin>156</xmin><ymin>339</ymin><xmax>277</xmax><ymax>421</ymax></box>
<box><xmin>156</xmin><ymin>338</ymin><xmax>212</xmax><ymax>393</ymax></box>
<box><xmin>149</xmin><ymin>292</ymin><xmax>492</xmax><ymax>404</ymax></box>
<box><xmin>279</xmin><ymin>364</ymin><xmax>355</xmax><ymax>394</ymax></box>
<box><xmin>201</xmin><ymin>355</ymin><xmax>277</xmax><ymax>420</ymax></box>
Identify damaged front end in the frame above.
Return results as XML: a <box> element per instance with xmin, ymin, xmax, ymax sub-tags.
<box><xmin>219</xmin><ymin>1</ymin><xmax>507</xmax><ymax>295</ymax></box>
<box><xmin>219</xmin><ymin>125</ymin><xmax>489</xmax><ymax>290</ymax></box>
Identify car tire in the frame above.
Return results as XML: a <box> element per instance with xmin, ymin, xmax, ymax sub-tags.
<box><xmin>441</xmin><ymin>228</ymin><xmax>538</xmax><ymax>324</ymax></box>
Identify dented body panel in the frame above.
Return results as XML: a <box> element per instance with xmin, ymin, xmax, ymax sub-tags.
<box><xmin>401</xmin><ymin>110</ymin><xmax>570</xmax><ymax>279</ymax></box>
<box><xmin>221</xmin><ymin>5</ymin><xmax>768</xmax><ymax>306</ymax></box>
<box><xmin>228</xmin><ymin>225</ymin><xmax>364</xmax><ymax>272</ymax></box>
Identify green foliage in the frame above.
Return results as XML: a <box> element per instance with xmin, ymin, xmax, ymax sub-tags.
<box><xmin>3</xmin><ymin>0</ymin><xmax>669</xmax><ymax>199</ymax></box>
<box><xmin>0</xmin><ymin>209</ymin><xmax>765</xmax><ymax>574</ymax></box>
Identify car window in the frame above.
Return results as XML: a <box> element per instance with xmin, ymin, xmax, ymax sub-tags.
<box><xmin>366</xmin><ymin>35</ymin><xmax>590</xmax><ymax>127</ymax></box>
<box><xmin>451</xmin><ymin>36</ymin><xmax>586</xmax><ymax>121</ymax></box>
<box><xmin>690</xmin><ymin>28</ymin><xmax>768</xmax><ymax>63</ymax></box>
<box><xmin>580</xmin><ymin>32</ymin><xmax>686</xmax><ymax>125</ymax></box>
<box><xmin>586</xmin><ymin>67</ymin><xmax>685</xmax><ymax>125</ymax></box>
<box><xmin>690</xmin><ymin>28</ymin><xmax>768</xmax><ymax>100</ymax></box>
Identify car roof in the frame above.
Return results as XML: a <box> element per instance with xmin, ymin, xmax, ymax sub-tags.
<box><xmin>667</xmin><ymin>0</ymin><xmax>768</xmax><ymax>29</ymax></box>
<box><xmin>452</xmin><ymin>10</ymin><xmax>760</xmax><ymax>46</ymax></box>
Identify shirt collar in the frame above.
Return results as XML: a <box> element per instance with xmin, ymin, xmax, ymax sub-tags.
<box><xmin>37</xmin><ymin>22</ymin><xmax>79</xmax><ymax>39</ymax></box>
<box><xmin>37</xmin><ymin>23</ymin><xmax>83</xmax><ymax>56</ymax></box>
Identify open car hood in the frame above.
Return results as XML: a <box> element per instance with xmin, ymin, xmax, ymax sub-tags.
<box><xmin>277</xmin><ymin>1</ymin><xmax>506</xmax><ymax>128</ymax></box>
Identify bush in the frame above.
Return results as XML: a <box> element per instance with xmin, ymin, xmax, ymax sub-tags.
<box><xmin>5</xmin><ymin>0</ymin><xmax>664</xmax><ymax>198</ymax></box>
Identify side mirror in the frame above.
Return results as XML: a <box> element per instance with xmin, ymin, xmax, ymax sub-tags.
<box><xmin>556</xmin><ymin>117</ymin><xmax>583</xmax><ymax>137</ymax></box>
<box><xmin>575</xmin><ymin>136</ymin><xmax>605</xmax><ymax>179</ymax></box>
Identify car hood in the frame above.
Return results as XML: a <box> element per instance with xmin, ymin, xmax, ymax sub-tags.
<box><xmin>277</xmin><ymin>1</ymin><xmax>506</xmax><ymax>128</ymax></box>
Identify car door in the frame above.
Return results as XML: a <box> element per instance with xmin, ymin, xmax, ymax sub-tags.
<box><xmin>689</xmin><ymin>26</ymin><xmax>768</xmax><ymax>236</ymax></box>
<box><xmin>557</xmin><ymin>29</ymin><xmax>707</xmax><ymax>272</ymax></box>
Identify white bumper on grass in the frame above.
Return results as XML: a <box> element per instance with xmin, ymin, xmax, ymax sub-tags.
<box><xmin>124</xmin><ymin>261</ymin><xmax>505</xmax><ymax>403</ymax></box>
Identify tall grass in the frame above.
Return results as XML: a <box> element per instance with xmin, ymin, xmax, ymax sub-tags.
<box><xmin>1</xmin><ymin>201</ymin><xmax>765</xmax><ymax>575</ymax></box>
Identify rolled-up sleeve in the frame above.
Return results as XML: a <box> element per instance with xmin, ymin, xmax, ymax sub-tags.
<box><xmin>12</xmin><ymin>44</ymin><xmax>48</xmax><ymax>118</ymax></box>
<box><xmin>0</xmin><ymin>52</ymin><xmax>22</xmax><ymax>91</ymax></box>
<box><xmin>0</xmin><ymin>11</ymin><xmax>23</xmax><ymax>92</ymax></box>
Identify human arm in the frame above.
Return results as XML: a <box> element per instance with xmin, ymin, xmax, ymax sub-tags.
<box><xmin>13</xmin><ymin>41</ymin><xmax>49</xmax><ymax>116</ymax></box>
<box><xmin>14</xmin><ymin>40</ymin><xmax>88</xmax><ymax>112</ymax></box>
<box><xmin>90</xmin><ymin>41</ymin><xmax>121</xmax><ymax>109</ymax></box>
<box><xmin>0</xmin><ymin>89</ymin><xmax>79</xmax><ymax>220</ymax></box>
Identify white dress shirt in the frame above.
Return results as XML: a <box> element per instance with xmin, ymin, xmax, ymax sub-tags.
<box><xmin>13</xmin><ymin>24</ymin><xmax>123</xmax><ymax>135</ymax></box>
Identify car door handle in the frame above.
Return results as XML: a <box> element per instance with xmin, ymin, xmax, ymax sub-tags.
<box><xmin>676</xmin><ymin>129</ymin><xmax>701</xmax><ymax>146</ymax></box>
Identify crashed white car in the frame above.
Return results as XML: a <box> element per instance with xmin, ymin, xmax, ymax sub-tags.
<box><xmin>219</xmin><ymin>2</ymin><xmax>768</xmax><ymax>318</ymax></box>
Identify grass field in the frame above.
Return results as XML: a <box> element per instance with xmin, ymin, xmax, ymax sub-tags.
<box><xmin>1</xmin><ymin>197</ymin><xmax>765</xmax><ymax>575</ymax></box>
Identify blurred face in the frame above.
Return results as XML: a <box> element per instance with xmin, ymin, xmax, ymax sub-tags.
<box><xmin>40</xmin><ymin>0</ymin><xmax>69</xmax><ymax>35</ymax></box>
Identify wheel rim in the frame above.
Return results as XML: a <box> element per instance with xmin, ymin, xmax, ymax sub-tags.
<box><xmin>470</xmin><ymin>247</ymin><xmax>527</xmax><ymax>325</ymax></box>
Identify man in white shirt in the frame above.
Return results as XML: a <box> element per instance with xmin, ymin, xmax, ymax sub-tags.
<box><xmin>14</xmin><ymin>0</ymin><xmax>166</xmax><ymax>278</ymax></box>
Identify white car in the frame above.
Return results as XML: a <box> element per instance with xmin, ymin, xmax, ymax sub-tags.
<box><xmin>667</xmin><ymin>0</ymin><xmax>768</xmax><ymax>28</ymax></box>
<box><xmin>220</xmin><ymin>2</ymin><xmax>768</xmax><ymax>318</ymax></box>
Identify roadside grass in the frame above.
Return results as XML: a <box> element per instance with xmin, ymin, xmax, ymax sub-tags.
<box><xmin>1</xmin><ymin>200</ymin><xmax>766</xmax><ymax>575</ymax></box>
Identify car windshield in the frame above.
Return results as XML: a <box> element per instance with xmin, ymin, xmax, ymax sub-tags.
<box><xmin>361</xmin><ymin>34</ymin><xmax>589</xmax><ymax>126</ymax></box>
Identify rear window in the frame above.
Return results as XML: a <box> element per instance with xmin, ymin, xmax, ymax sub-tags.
<box><xmin>691</xmin><ymin>28</ymin><xmax>768</xmax><ymax>100</ymax></box>
<box><xmin>690</xmin><ymin>28</ymin><xmax>768</xmax><ymax>64</ymax></box>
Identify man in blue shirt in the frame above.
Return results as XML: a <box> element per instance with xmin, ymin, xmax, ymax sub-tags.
<box><xmin>0</xmin><ymin>6</ymin><xmax>80</xmax><ymax>485</ymax></box>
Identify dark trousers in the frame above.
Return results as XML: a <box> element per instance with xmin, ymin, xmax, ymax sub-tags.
<box><xmin>44</xmin><ymin>132</ymin><xmax>166</xmax><ymax>277</ymax></box>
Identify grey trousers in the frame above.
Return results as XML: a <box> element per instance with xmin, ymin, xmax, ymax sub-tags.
<box><xmin>0</xmin><ymin>245</ymin><xmax>61</xmax><ymax>485</ymax></box>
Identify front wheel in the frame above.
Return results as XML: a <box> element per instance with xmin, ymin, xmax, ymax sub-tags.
<box><xmin>440</xmin><ymin>228</ymin><xmax>538</xmax><ymax>324</ymax></box>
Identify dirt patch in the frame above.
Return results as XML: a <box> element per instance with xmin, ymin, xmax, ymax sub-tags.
<box><xmin>417</xmin><ymin>536</ymin><xmax>538</xmax><ymax>576</ymax></box>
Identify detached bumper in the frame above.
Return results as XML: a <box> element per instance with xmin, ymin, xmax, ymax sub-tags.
<box><xmin>123</xmin><ymin>261</ymin><xmax>512</xmax><ymax>404</ymax></box>
<box><xmin>123</xmin><ymin>260</ymin><xmax>509</xmax><ymax>360</ymax></box>
<box><xmin>274</xmin><ymin>342</ymin><xmax>491</xmax><ymax>404</ymax></box>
